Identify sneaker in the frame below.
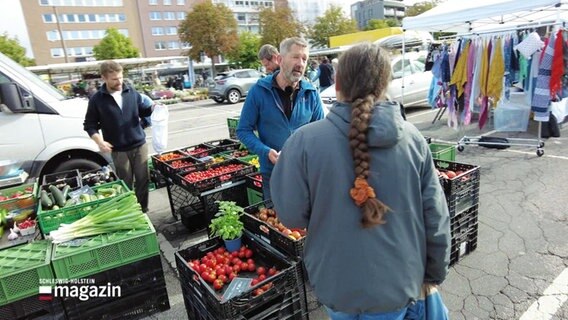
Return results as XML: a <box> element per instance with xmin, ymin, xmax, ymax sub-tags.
<box><xmin>142</xmin><ymin>207</ymin><xmax>149</xmax><ymax>213</ymax></box>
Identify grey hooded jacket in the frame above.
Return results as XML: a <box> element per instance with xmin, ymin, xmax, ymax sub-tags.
<box><xmin>271</xmin><ymin>101</ymin><xmax>451</xmax><ymax>314</ymax></box>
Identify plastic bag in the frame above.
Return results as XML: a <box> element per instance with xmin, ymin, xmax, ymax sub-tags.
<box><xmin>150</xmin><ymin>104</ymin><xmax>168</xmax><ymax>153</ymax></box>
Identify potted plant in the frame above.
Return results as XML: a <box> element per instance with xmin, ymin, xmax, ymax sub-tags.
<box><xmin>209</xmin><ymin>201</ymin><xmax>245</xmax><ymax>252</ymax></box>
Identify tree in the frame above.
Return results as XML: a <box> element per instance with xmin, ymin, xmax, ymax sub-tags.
<box><xmin>406</xmin><ymin>1</ymin><xmax>440</xmax><ymax>17</ymax></box>
<box><xmin>259</xmin><ymin>6</ymin><xmax>305</xmax><ymax>48</ymax></box>
<box><xmin>308</xmin><ymin>5</ymin><xmax>358</xmax><ymax>48</ymax></box>
<box><xmin>364</xmin><ymin>18</ymin><xmax>400</xmax><ymax>31</ymax></box>
<box><xmin>178</xmin><ymin>1</ymin><xmax>238</xmax><ymax>77</ymax></box>
<box><xmin>92</xmin><ymin>28</ymin><xmax>139</xmax><ymax>60</ymax></box>
<box><xmin>226</xmin><ymin>32</ymin><xmax>261</xmax><ymax>69</ymax></box>
<box><xmin>0</xmin><ymin>33</ymin><xmax>34</xmax><ymax>66</ymax></box>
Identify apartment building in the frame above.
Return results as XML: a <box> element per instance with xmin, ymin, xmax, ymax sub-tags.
<box><xmin>351</xmin><ymin>0</ymin><xmax>405</xmax><ymax>30</ymax></box>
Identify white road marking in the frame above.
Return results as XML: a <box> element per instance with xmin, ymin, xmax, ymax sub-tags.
<box><xmin>519</xmin><ymin>268</ymin><xmax>568</xmax><ymax>320</ymax></box>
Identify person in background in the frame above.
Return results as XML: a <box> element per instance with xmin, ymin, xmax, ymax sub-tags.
<box><xmin>258</xmin><ymin>44</ymin><xmax>280</xmax><ymax>74</ymax></box>
<box><xmin>270</xmin><ymin>42</ymin><xmax>451</xmax><ymax>319</ymax></box>
<box><xmin>237</xmin><ymin>37</ymin><xmax>325</xmax><ymax>200</ymax></box>
<box><xmin>83</xmin><ymin>60</ymin><xmax>162</xmax><ymax>213</ymax></box>
<box><xmin>318</xmin><ymin>57</ymin><xmax>334</xmax><ymax>92</ymax></box>
<box><xmin>307</xmin><ymin>60</ymin><xmax>320</xmax><ymax>90</ymax></box>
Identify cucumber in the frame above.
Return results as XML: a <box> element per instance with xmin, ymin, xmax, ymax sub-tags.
<box><xmin>49</xmin><ymin>185</ymin><xmax>66</xmax><ymax>208</ymax></box>
<box><xmin>40</xmin><ymin>190</ymin><xmax>53</xmax><ymax>209</ymax></box>
<box><xmin>61</xmin><ymin>185</ymin><xmax>71</xmax><ymax>200</ymax></box>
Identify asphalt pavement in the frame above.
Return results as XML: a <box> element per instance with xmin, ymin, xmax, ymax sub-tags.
<box><xmin>142</xmin><ymin>100</ymin><xmax>568</xmax><ymax>320</ymax></box>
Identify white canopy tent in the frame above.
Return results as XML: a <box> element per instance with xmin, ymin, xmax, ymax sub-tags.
<box><xmin>402</xmin><ymin>0</ymin><xmax>567</xmax><ymax>33</ymax></box>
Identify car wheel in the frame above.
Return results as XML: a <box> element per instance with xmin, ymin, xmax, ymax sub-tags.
<box><xmin>227</xmin><ymin>89</ymin><xmax>241</xmax><ymax>104</ymax></box>
<box><xmin>212</xmin><ymin>97</ymin><xmax>224</xmax><ymax>103</ymax></box>
<box><xmin>52</xmin><ymin>159</ymin><xmax>101</xmax><ymax>174</ymax></box>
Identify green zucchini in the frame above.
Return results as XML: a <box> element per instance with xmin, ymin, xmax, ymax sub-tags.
<box><xmin>40</xmin><ymin>190</ymin><xmax>53</xmax><ymax>209</ymax></box>
<box><xmin>49</xmin><ymin>185</ymin><xmax>66</xmax><ymax>208</ymax></box>
<box><xmin>62</xmin><ymin>185</ymin><xmax>71</xmax><ymax>200</ymax></box>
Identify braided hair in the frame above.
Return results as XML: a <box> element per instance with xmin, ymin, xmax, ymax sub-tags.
<box><xmin>336</xmin><ymin>43</ymin><xmax>392</xmax><ymax>228</ymax></box>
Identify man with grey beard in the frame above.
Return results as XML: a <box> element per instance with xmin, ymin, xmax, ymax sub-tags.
<box><xmin>237</xmin><ymin>37</ymin><xmax>325</xmax><ymax>200</ymax></box>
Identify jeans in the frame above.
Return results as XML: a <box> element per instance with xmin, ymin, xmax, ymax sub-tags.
<box><xmin>325</xmin><ymin>301</ymin><xmax>424</xmax><ymax>320</ymax></box>
<box><xmin>261</xmin><ymin>172</ymin><xmax>271</xmax><ymax>201</ymax></box>
<box><xmin>111</xmin><ymin>143</ymin><xmax>149</xmax><ymax>211</ymax></box>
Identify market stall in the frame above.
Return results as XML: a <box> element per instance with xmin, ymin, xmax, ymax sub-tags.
<box><xmin>402</xmin><ymin>0</ymin><xmax>568</xmax><ymax>156</ymax></box>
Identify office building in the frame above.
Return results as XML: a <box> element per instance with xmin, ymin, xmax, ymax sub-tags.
<box><xmin>351</xmin><ymin>0</ymin><xmax>405</xmax><ymax>30</ymax></box>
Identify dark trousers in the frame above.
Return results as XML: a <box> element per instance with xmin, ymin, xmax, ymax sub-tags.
<box><xmin>111</xmin><ymin>144</ymin><xmax>149</xmax><ymax>211</ymax></box>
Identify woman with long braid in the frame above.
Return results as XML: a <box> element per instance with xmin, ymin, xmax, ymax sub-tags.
<box><xmin>271</xmin><ymin>43</ymin><xmax>451</xmax><ymax>319</ymax></box>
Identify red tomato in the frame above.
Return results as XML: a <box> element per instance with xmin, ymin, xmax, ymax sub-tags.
<box><xmin>213</xmin><ymin>279</ymin><xmax>224</xmax><ymax>291</ymax></box>
<box><xmin>233</xmin><ymin>265</ymin><xmax>241</xmax><ymax>273</ymax></box>
<box><xmin>229</xmin><ymin>272</ymin><xmax>237</xmax><ymax>281</ymax></box>
<box><xmin>215</xmin><ymin>267</ymin><xmax>225</xmax><ymax>276</ymax></box>
<box><xmin>224</xmin><ymin>265</ymin><xmax>233</xmax><ymax>275</ymax></box>
<box><xmin>218</xmin><ymin>274</ymin><xmax>228</xmax><ymax>283</ymax></box>
<box><xmin>256</xmin><ymin>267</ymin><xmax>266</xmax><ymax>275</ymax></box>
<box><xmin>251</xmin><ymin>278</ymin><xmax>259</xmax><ymax>286</ymax></box>
<box><xmin>248</xmin><ymin>263</ymin><xmax>256</xmax><ymax>272</ymax></box>
<box><xmin>268</xmin><ymin>267</ymin><xmax>277</xmax><ymax>276</ymax></box>
<box><xmin>241</xmin><ymin>262</ymin><xmax>249</xmax><ymax>271</ymax></box>
<box><xmin>258</xmin><ymin>274</ymin><xmax>266</xmax><ymax>281</ymax></box>
<box><xmin>245</xmin><ymin>249</ymin><xmax>253</xmax><ymax>258</ymax></box>
<box><xmin>246</xmin><ymin>259</ymin><xmax>255</xmax><ymax>265</ymax></box>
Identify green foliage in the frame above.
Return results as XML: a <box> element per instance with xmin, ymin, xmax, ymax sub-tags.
<box><xmin>209</xmin><ymin>201</ymin><xmax>244</xmax><ymax>240</ymax></box>
<box><xmin>92</xmin><ymin>28</ymin><xmax>139</xmax><ymax>60</ymax></box>
<box><xmin>259</xmin><ymin>6</ymin><xmax>305</xmax><ymax>47</ymax></box>
<box><xmin>0</xmin><ymin>33</ymin><xmax>35</xmax><ymax>66</ymax></box>
<box><xmin>406</xmin><ymin>1</ymin><xmax>440</xmax><ymax>17</ymax></box>
<box><xmin>364</xmin><ymin>18</ymin><xmax>400</xmax><ymax>31</ymax></box>
<box><xmin>178</xmin><ymin>2</ymin><xmax>238</xmax><ymax>77</ymax></box>
<box><xmin>308</xmin><ymin>5</ymin><xmax>358</xmax><ymax>48</ymax></box>
<box><xmin>226</xmin><ymin>32</ymin><xmax>261</xmax><ymax>69</ymax></box>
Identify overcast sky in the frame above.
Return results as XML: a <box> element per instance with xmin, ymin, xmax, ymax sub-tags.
<box><xmin>0</xmin><ymin>0</ymin><xmax>427</xmax><ymax>60</ymax></box>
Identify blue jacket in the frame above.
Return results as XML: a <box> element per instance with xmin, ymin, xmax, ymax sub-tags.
<box><xmin>236</xmin><ymin>72</ymin><xmax>325</xmax><ymax>174</ymax></box>
<box><xmin>271</xmin><ymin>101</ymin><xmax>451</xmax><ymax>314</ymax></box>
<box><xmin>83</xmin><ymin>83</ymin><xmax>152</xmax><ymax>151</ymax></box>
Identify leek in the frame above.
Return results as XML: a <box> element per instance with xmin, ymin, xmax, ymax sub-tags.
<box><xmin>49</xmin><ymin>191</ymin><xmax>149</xmax><ymax>243</ymax></box>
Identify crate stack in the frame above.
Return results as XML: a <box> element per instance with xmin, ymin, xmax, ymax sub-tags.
<box><xmin>433</xmin><ymin>159</ymin><xmax>481</xmax><ymax>266</ymax></box>
<box><xmin>151</xmin><ymin>139</ymin><xmax>255</xmax><ymax>233</ymax></box>
<box><xmin>51</xmin><ymin>214</ymin><xmax>169</xmax><ymax>319</ymax></box>
<box><xmin>0</xmin><ymin>240</ymin><xmax>65</xmax><ymax>320</ymax></box>
<box><xmin>242</xmin><ymin>200</ymin><xmax>310</xmax><ymax>318</ymax></box>
<box><xmin>245</xmin><ymin>173</ymin><xmax>263</xmax><ymax>206</ymax></box>
<box><xmin>175</xmin><ymin>230</ymin><xmax>307</xmax><ymax>320</ymax></box>
<box><xmin>226</xmin><ymin>116</ymin><xmax>240</xmax><ymax>139</ymax></box>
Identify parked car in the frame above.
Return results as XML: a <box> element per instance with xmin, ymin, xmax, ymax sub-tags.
<box><xmin>320</xmin><ymin>51</ymin><xmax>433</xmax><ymax>110</ymax></box>
<box><xmin>208</xmin><ymin>69</ymin><xmax>264</xmax><ymax>104</ymax></box>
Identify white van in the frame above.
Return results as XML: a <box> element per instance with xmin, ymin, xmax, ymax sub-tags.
<box><xmin>0</xmin><ymin>52</ymin><xmax>111</xmax><ymax>179</ymax></box>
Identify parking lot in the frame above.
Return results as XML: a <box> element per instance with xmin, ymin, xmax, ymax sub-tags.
<box><xmin>143</xmin><ymin>99</ymin><xmax>568</xmax><ymax>320</ymax></box>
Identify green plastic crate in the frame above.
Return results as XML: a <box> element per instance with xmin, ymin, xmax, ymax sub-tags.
<box><xmin>430</xmin><ymin>143</ymin><xmax>456</xmax><ymax>161</ymax></box>
<box><xmin>227</xmin><ymin>116</ymin><xmax>240</xmax><ymax>139</ymax></box>
<box><xmin>0</xmin><ymin>240</ymin><xmax>54</xmax><ymax>306</ymax></box>
<box><xmin>50</xmin><ymin>215</ymin><xmax>159</xmax><ymax>279</ymax></box>
<box><xmin>37</xmin><ymin>180</ymin><xmax>130</xmax><ymax>235</ymax></box>
<box><xmin>0</xmin><ymin>182</ymin><xmax>37</xmax><ymax>212</ymax></box>
<box><xmin>247</xmin><ymin>188</ymin><xmax>264</xmax><ymax>206</ymax></box>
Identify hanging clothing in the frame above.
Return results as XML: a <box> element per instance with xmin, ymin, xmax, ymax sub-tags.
<box><xmin>550</xmin><ymin>30</ymin><xmax>565</xmax><ymax>98</ymax></box>
<box><xmin>487</xmin><ymin>37</ymin><xmax>505</xmax><ymax>105</ymax></box>
<box><xmin>463</xmin><ymin>40</ymin><xmax>478</xmax><ymax>125</ymax></box>
<box><xmin>478</xmin><ymin>39</ymin><xmax>493</xmax><ymax>129</ymax></box>
<box><xmin>532</xmin><ymin>32</ymin><xmax>557</xmax><ymax>121</ymax></box>
<box><xmin>450</xmin><ymin>40</ymin><xmax>470</xmax><ymax>98</ymax></box>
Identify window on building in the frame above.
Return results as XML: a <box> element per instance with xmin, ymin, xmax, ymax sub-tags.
<box><xmin>163</xmin><ymin>12</ymin><xmax>175</xmax><ymax>20</ymax></box>
<box><xmin>150</xmin><ymin>12</ymin><xmax>161</xmax><ymax>20</ymax></box>
<box><xmin>166</xmin><ymin>26</ymin><xmax>177</xmax><ymax>35</ymax></box>
<box><xmin>155</xmin><ymin>41</ymin><xmax>167</xmax><ymax>50</ymax></box>
<box><xmin>118</xmin><ymin>14</ymin><xmax>126</xmax><ymax>21</ymax></box>
<box><xmin>88</xmin><ymin>14</ymin><xmax>96</xmax><ymax>22</ymax></box>
<box><xmin>164</xmin><ymin>0</ymin><xmax>172</xmax><ymax>4</ymax></box>
<box><xmin>149</xmin><ymin>0</ymin><xmax>158</xmax><ymax>4</ymax></box>
<box><xmin>237</xmin><ymin>14</ymin><xmax>245</xmax><ymax>21</ymax></box>
<box><xmin>43</xmin><ymin>14</ymin><xmax>54</xmax><ymax>23</ymax></box>
<box><xmin>168</xmin><ymin>41</ymin><xmax>179</xmax><ymax>49</ymax></box>
<box><xmin>40</xmin><ymin>0</ymin><xmax>50</xmax><ymax>5</ymax></box>
<box><xmin>46</xmin><ymin>31</ymin><xmax>59</xmax><ymax>41</ymax></box>
<box><xmin>51</xmin><ymin>48</ymin><xmax>64</xmax><ymax>58</ymax></box>
<box><xmin>176</xmin><ymin>0</ymin><xmax>185</xmax><ymax>4</ymax></box>
<box><xmin>151</xmin><ymin>27</ymin><xmax>164</xmax><ymax>35</ymax></box>
<box><xmin>181</xmin><ymin>42</ymin><xmax>190</xmax><ymax>49</ymax></box>
<box><xmin>177</xmin><ymin>11</ymin><xmax>186</xmax><ymax>20</ymax></box>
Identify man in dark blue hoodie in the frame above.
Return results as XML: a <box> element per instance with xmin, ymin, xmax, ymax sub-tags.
<box><xmin>237</xmin><ymin>37</ymin><xmax>325</xmax><ymax>199</ymax></box>
<box><xmin>83</xmin><ymin>61</ymin><xmax>156</xmax><ymax>213</ymax></box>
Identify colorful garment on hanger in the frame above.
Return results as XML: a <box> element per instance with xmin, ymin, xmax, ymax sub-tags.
<box><xmin>463</xmin><ymin>40</ymin><xmax>478</xmax><ymax>125</ymax></box>
<box><xmin>550</xmin><ymin>30</ymin><xmax>565</xmax><ymax>98</ymax></box>
<box><xmin>487</xmin><ymin>38</ymin><xmax>505</xmax><ymax>105</ymax></box>
<box><xmin>450</xmin><ymin>40</ymin><xmax>470</xmax><ymax>98</ymax></box>
<box><xmin>532</xmin><ymin>32</ymin><xmax>556</xmax><ymax>121</ymax></box>
<box><xmin>478</xmin><ymin>39</ymin><xmax>492</xmax><ymax>129</ymax></box>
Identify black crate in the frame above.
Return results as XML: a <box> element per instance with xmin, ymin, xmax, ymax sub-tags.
<box><xmin>246</xmin><ymin>173</ymin><xmax>263</xmax><ymax>192</ymax></box>
<box><xmin>42</xmin><ymin>170</ymin><xmax>80</xmax><ymax>186</ymax></box>
<box><xmin>175</xmin><ymin>231</ymin><xmax>307</xmax><ymax>320</ymax></box>
<box><xmin>449</xmin><ymin>206</ymin><xmax>479</xmax><ymax>266</ymax></box>
<box><xmin>151</xmin><ymin>150</ymin><xmax>189</xmax><ymax>175</ymax></box>
<box><xmin>79</xmin><ymin>168</ymin><xmax>118</xmax><ymax>187</ymax></box>
<box><xmin>166</xmin><ymin>182</ymin><xmax>248</xmax><ymax>231</ymax></box>
<box><xmin>243</xmin><ymin>200</ymin><xmax>305</xmax><ymax>259</ymax></box>
<box><xmin>183</xmin><ymin>144</ymin><xmax>217</xmax><ymax>158</ymax></box>
<box><xmin>65</xmin><ymin>284</ymin><xmax>169</xmax><ymax>320</ymax></box>
<box><xmin>434</xmin><ymin>160</ymin><xmax>480</xmax><ymax>217</ymax></box>
<box><xmin>150</xmin><ymin>168</ymin><xmax>168</xmax><ymax>189</ymax></box>
<box><xmin>0</xmin><ymin>294</ymin><xmax>66</xmax><ymax>320</ymax></box>
<box><xmin>204</xmin><ymin>139</ymin><xmax>241</xmax><ymax>152</ymax></box>
<box><xmin>182</xmin><ymin>283</ymin><xmax>306</xmax><ymax>320</ymax></box>
<box><xmin>40</xmin><ymin>176</ymin><xmax>82</xmax><ymax>194</ymax></box>
<box><xmin>176</xmin><ymin>159</ymin><xmax>256</xmax><ymax>196</ymax></box>
<box><xmin>61</xmin><ymin>254</ymin><xmax>165</xmax><ymax>319</ymax></box>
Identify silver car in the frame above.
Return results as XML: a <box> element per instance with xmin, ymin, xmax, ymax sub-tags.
<box><xmin>320</xmin><ymin>51</ymin><xmax>433</xmax><ymax>110</ymax></box>
<box><xmin>208</xmin><ymin>69</ymin><xmax>264</xmax><ymax>104</ymax></box>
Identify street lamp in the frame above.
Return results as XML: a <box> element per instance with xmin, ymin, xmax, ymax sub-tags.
<box><xmin>52</xmin><ymin>6</ymin><xmax>69</xmax><ymax>63</ymax></box>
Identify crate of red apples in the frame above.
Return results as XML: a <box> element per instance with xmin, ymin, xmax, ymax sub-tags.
<box><xmin>434</xmin><ymin>159</ymin><xmax>480</xmax><ymax>217</ymax></box>
<box><xmin>243</xmin><ymin>200</ymin><xmax>306</xmax><ymax>259</ymax></box>
<box><xmin>175</xmin><ymin>231</ymin><xmax>307</xmax><ymax>320</ymax></box>
<box><xmin>176</xmin><ymin>159</ymin><xmax>256</xmax><ymax>196</ymax></box>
